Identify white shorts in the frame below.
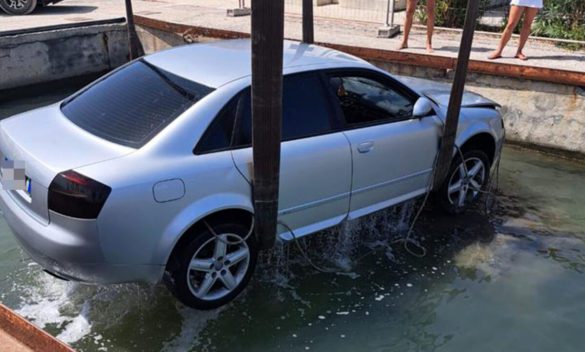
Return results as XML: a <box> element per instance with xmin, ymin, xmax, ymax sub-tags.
<box><xmin>510</xmin><ymin>0</ymin><xmax>543</xmax><ymax>9</ymax></box>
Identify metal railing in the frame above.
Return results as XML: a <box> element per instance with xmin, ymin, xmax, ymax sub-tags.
<box><xmin>283</xmin><ymin>0</ymin><xmax>405</xmax><ymax>24</ymax></box>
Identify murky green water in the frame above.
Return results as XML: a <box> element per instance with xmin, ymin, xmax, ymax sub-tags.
<box><xmin>1</xmin><ymin>88</ymin><xmax>585</xmax><ymax>352</ymax></box>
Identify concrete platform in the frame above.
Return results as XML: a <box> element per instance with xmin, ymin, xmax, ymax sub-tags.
<box><xmin>1</xmin><ymin>0</ymin><xmax>583</xmax><ymax>79</ymax></box>
<box><xmin>0</xmin><ymin>330</ymin><xmax>32</xmax><ymax>352</ymax></box>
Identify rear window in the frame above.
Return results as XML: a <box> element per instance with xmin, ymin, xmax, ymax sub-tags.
<box><xmin>61</xmin><ymin>60</ymin><xmax>213</xmax><ymax>148</ymax></box>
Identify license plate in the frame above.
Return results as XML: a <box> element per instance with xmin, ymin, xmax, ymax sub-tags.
<box><xmin>0</xmin><ymin>154</ymin><xmax>28</xmax><ymax>195</ymax></box>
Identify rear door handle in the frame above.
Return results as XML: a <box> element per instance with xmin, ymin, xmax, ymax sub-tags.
<box><xmin>357</xmin><ymin>141</ymin><xmax>374</xmax><ymax>153</ymax></box>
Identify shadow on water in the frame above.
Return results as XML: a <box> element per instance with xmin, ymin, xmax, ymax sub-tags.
<box><xmin>34</xmin><ymin>5</ymin><xmax>98</xmax><ymax>15</ymax></box>
<box><xmin>0</xmin><ymin>5</ymin><xmax>98</xmax><ymax>17</ymax></box>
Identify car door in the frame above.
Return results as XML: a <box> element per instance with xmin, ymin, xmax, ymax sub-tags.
<box><xmin>326</xmin><ymin>70</ymin><xmax>441</xmax><ymax>219</ymax></box>
<box><xmin>230</xmin><ymin>72</ymin><xmax>352</xmax><ymax>239</ymax></box>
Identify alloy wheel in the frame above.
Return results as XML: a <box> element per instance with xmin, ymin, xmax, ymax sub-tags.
<box><xmin>7</xmin><ymin>0</ymin><xmax>28</xmax><ymax>10</ymax></box>
<box><xmin>186</xmin><ymin>233</ymin><xmax>250</xmax><ymax>301</ymax></box>
<box><xmin>447</xmin><ymin>156</ymin><xmax>486</xmax><ymax>208</ymax></box>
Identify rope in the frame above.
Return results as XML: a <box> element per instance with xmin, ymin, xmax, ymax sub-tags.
<box><xmin>203</xmin><ymin>216</ymin><xmax>255</xmax><ymax>246</ymax></box>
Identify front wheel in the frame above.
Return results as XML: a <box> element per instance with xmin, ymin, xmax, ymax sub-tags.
<box><xmin>0</xmin><ymin>0</ymin><xmax>37</xmax><ymax>15</ymax></box>
<box><xmin>437</xmin><ymin>149</ymin><xmax>490</xmax><ymax>214</ymax></box>
<box><xmin>164</xmin><ymin>222</ymin><xmax>258</xmax><ymax>310</ymax></box>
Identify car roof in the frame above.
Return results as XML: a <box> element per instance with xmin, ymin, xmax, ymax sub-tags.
<box><xmin>144</xmin><ymin>39</ymin><xmax>372</xmax><ymax>88</ymax></box>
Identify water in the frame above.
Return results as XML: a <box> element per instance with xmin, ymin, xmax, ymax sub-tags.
<box><xmin>1</xmin><ymin>88</ymin><xmax>585</xmax><ymax>351</ymax></box>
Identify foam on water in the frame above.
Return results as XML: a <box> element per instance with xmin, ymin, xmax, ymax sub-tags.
<box><xmin>15</xmin><ymin>271</ymin><xmax>90</xmax><ymax>343</ymax></box>
<box><xmin>5</xmin><ymin>201</ymin><xmax>422</xmax><ymax>351</ymax></box>
<box><xmin>10</xmin><ymin>261</ymin><xmax>170</xmax><ymax>348</ymax></box>
<box><xmin>57</xmin><ymin>301</ymin><xmax>92</xmax><ymax>344</ymax></box>
<box><xmin>162</xmin><ymin>305</ymin><xmax>225</xmax><ymax>352</ymax></box>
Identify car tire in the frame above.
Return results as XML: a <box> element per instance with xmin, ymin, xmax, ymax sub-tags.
<box><xmin>164</xmin><ymin>222</ymin><xmax>258</xmax><ymax>310</ymax></box>
<box><xmin>0</xmin><ymin>0</ymin><xmax>37</xmax><ymax>15</ymax></box>
<box><xmin>437</xmin><ymin>149</ymin><xmax>490</xmax><ymax>214</ymax></box>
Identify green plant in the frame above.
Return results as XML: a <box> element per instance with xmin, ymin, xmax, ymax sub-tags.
<box><xmin>415</xmin><ymin>0</ymin><xmax>491</xmax><ymax>28</ymax></box>
<box><xmin>499</xmin><ymin>0</ymin><xmax>585</xmax><ymax>49</ymax></box>
<box><xmin>532</xmin><ymin>0</ymin><xmax>585</xmax><ymax>42</ymax></box>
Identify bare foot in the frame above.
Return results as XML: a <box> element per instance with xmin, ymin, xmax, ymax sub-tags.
<box><xmin>487</xmin><ymin>51</ymin><xmax>502</xmax><ymax>60</ymax></box>
<box><xmin>397</xmin><ymin>42</ymin><xmax>408</xmax><ymax>50</ymax></box>
<box><xmin>426</xmin><ymin>45</ymin><xmax>434</xmax><ymax>53</ymax></box>
<box><xmin>515</xmin><ymin>52</ymin><xmax>528</xmax><ymax>60</ymax></box>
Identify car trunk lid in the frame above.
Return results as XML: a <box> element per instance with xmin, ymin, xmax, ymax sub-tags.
<box><xmin>0</xmin><ymin>103</ymin><xmax>134</xmax><ymax>224</ymax></box>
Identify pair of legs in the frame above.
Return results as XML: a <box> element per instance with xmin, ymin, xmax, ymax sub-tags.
<box><xmin>399</xmin><ymin>0</ymin><xmax>435</xmax><ymax>53</ymax></box>
<box><xmin>488</xmin><ymin>5</ymin><xmax>539</xmax><ymax>60</ymax></box>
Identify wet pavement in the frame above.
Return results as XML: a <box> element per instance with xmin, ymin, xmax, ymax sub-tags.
<box><xmin>1</xmin><ymin>87</ymin><xmax>585</xmax><ymax>351</ymax></box>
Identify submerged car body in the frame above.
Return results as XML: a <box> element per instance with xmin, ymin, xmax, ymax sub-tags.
<box><xmin>0</xmin><ymin>39</ymin><xmax>504</xmax><ymax>308</ymax></box>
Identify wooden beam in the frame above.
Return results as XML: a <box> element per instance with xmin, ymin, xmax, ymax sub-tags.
<box><xmin>134</xmin><ymin>15</ymin><xmax>250</xmax><ymax>40</ymax></box>
<box><xmin>319</xmin><ymin>42</ymin><xmax>455</xmax><ymax>70</ymax></box>
<box><xmin>0</xmin><ymin>304</ymin><xmax>74</xmax><ymax>352</ymax></box>
<box><xmin>133</xmin><ymin>16</ymin><xmax>585</xmax><ymax>87</ymax></box>
<box><xmin>124</xmin><ymin>0</ymin><xmax>145</xmax><ymax>59</ymax></box>
<box><xmin>302</xmin><ymin>0</ymin><xmax>314</xmax><ymax>44</ymax></box>
<box><xmin>251</xmin><ymin>0</ymin><xmax>285</xmax><ymax>249</ymax></box>
<box><xmin>433</xmin><ymin>0</ymin><xmax>480</xmax><ymax>189</ymax></box>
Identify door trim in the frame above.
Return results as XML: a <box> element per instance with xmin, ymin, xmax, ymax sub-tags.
<box><xmin>278</xmin><ymin>191</ymin><xmax>351</xmax><ymax>216</ymax></box>
<box><xmin>351</xmin><ymin>168</ymin><xmax>433</xmax><ymax>196</ymax></box>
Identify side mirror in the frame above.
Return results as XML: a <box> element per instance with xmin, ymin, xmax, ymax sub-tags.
<box><xmin>413</xmin><ymin>97</ymin><xmax>434</xmax><ymax>118</ymax></box>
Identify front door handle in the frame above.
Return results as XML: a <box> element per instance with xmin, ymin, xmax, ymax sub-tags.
<box><xmin>357</xmin><ymin>141</ymin><xmax>374</xmax><ymax>153</ymax></box>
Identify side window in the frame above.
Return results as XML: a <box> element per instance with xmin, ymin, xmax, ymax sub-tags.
<box><xmin>328</xmin><ymin>75</ymin><xmax>415</xmax><ymax>126</ymax></box>
<box><xmin>194</xmin><ymin>97</ymin><xmax>238</xmax><ymax>154</ymax></box>
<box><xmin>235</xmin><ymin>72</ymin><xmax>337</xmax><ymax>146</ymax></box>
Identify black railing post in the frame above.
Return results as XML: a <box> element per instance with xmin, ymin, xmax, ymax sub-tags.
<box><xmin>433</xmin><ymin>0</ymin><xmax>480</xmax><ymax>189</ymax></box>
<box><xmin>302</xmin><ymin>0</ymin><xmax>314</xmax><ymax>43</ymax></box>
<box><xmin>124</xmin><ymin>0</ymin><xmax>144</xmax><ymax>59</ymax></box>
<box><xmin>251</xmin><ymin>0</ymin><xmax>285</xmax><ymax>249</ymax></box>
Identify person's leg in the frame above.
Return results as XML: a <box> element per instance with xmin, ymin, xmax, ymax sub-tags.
<box><xmin>515</xmin><ymin>7</ymin><xmax>538</xmax><ymax>60</ymax></box>
<box><xmin>488</xmin><ymin>5</ymin><xmax>524</xmax><ymax>60</ymax></box>
<box><xmin>426</xmin><ymin>0</ymin><xmax>436</xmax><ymax>52</ymax></box>
<box><xmin>399</xmin><ymin>0</ymin><xmax>418</xmax><ymax>50</ymax></box>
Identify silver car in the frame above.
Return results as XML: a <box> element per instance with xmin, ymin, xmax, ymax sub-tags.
<box><xmin>0</xmin><ymin>39</ymin><xmax>504</xmax><ymax>309</ymax></box>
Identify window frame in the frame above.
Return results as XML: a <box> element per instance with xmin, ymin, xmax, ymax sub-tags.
<box><xmin>322</xmin><ymin>68</ymin><xmax>421</xmax><ymax>130</ymax></box>
<box><xmin>193</xmin><ymin>94</ymin><xmax>240</xmax><ymax>155</ymax></box>
<box><xmin>194</xmin><ymin>70</ymin><xmax>345</xmax><ymax>154</ymax></box>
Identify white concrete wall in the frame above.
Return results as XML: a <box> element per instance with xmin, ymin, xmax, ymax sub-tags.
<box><xmin>372</xmin><ymin>61</ymin><xmax>585</xmax><ymax>155</ymax></box>
<box><xmin>0</xmin><ymin>24</ymin><xmax>129</xmax><ymax>91</ymax></box>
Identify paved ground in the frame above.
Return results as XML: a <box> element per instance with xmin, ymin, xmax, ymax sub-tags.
<box><xmin>1</xmin><ymin>0</ymin><xmax>584</xmax><ymax>73</ymax></box>
<box><xmin>0</xmin><ymin>330</ymin><xmax>32</xmax><ymax>352</ymax></box>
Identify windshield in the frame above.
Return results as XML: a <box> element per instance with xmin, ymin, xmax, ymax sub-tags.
<box><xmin>61</xmin><ymin>60</ymin><xmax>213</xmax><ymax>148</ymax></box>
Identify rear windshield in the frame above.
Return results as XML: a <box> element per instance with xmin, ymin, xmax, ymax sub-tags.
<box><xmin>61</xmin><ymin>60</ymin><xmax>213</xmax><ymax>148</ymax></box>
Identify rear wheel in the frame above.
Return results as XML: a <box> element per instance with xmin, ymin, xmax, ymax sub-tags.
<box><xmin>0</xmin><ymin>0</ymin><xmax>37</xmax><ymax>15</ymax></box>
<box><xmin>164</xmin><ymin>222</ymin><xmax>258</xmax><ymax>310</ymax></box>
<box><xmin>438</xmin><ymin>149</ymin><xmax>490</xmax><ymax>214</ymax></box>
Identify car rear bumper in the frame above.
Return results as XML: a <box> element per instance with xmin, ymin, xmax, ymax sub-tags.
<box><xmin>0</xmin><ymin>188</ymin><xmax>164</xmax><ymax>284</ymax></box>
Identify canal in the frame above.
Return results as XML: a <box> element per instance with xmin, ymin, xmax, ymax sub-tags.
<box><xmin>1</xmin><ymin>82</ymin><xmax>584</xmax><ymax>351</ymax></box>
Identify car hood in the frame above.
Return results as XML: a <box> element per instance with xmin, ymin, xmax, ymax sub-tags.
<box><xmin>0</xmin><ymin>103</ymin><xmax>134</xmax><ymax>188</ymax></box>
<box><xmin>395</xmin><ymin>76</ymin><xmax>500</xmax><ymax>108</ymax></box>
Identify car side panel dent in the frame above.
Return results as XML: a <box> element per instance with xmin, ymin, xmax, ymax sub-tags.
<box><xmin>455</xmin><ymin>109</ymin><xmax>500</xmax><ymax>150</ymax></box>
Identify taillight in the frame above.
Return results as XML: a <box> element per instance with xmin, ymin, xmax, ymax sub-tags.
<box><xmin>48</xmin><ymin>170</ymin><xmax>111</xmax><ymax>219</ymax></box>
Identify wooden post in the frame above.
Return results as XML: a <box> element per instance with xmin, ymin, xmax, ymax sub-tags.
<box><xmin>0</xmin><ymin>304</ymin><xmax>74</xmax><ymax>352</ymax></box>
<box><xmin>433</xmin><ymin>0</ymin><xmax>480</xmax><ymax>189</ymax></box>
<box><xmin>302</xmin><ymin>0</ymin><xmax>314</xmax><ymax>44</ymax></box>
<box><xmin>251</xmin><ymin>0</ymin><xmax>285</xmax><ymax>249</ymax></box>
<box><xmin>124</xmin><ymin>0</ymin><xmax>144</xmax><ymax>59</ymax></box>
